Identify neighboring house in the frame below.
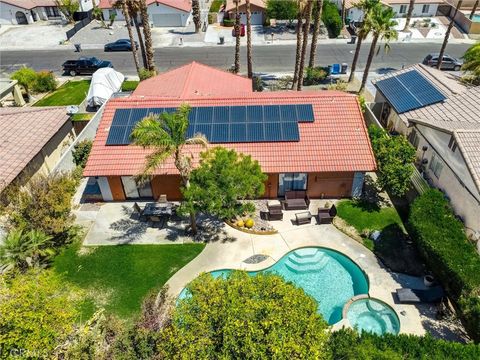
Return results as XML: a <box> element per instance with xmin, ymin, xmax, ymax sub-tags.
<box><xmin>372</xmin><ymin>64</ymin><xmax>480</xmax><ymax>238</ymax></box>
<box><xmin>0</xmin><ymin>0</ymin><xmax>94</xmax><ymax>25</ymax></box>
<box><xmin>224</xmin><ymin>0</ymin><xmax>265</xmax><ymax>25</ymax></box>
<box><xmin>98</xmin><ymin>0</ymin><xmax>192</xmax><ymax>27</ymax></box>
<box><xmin>0</xmin><ymin>107</ymin><xmax>76</xmax><ymax>194</ymax></box>
<box><xmin>83</xmin><ymin>62</ymin><xmax>376</xmax><ymax>202</ymax></box>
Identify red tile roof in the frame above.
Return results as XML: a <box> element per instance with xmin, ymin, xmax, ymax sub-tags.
<box><xmin>98</xmin><ymin>0</ymin><xmax>191</xmax><ymax>13</ymax></box>
<box><xmin>84</xmin><ymin>91</ymin><xmax>376</xmax><ymax>177</ymax></box>
<box><xmin>0</xmin><ymin>0</ymin><xmax>56</xmax><ymax>9</ymax></box>
<box><xmin>0</xmin><ymin>107</ymin><xmax>70</xmax><ymax>193</ymax></box>
<box><xmin>133</xmin><ymin>61</ymin><xmax>253</xmax><ymax>98</ymax></box>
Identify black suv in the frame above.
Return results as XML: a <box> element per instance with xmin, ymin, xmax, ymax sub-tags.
<box><xmin>62</xmin><ymin>57</ymin><xmax>113</xmax><ymax>76</ymax></box>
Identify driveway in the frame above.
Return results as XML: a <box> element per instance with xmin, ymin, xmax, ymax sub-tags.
<box><xmin>0</xmin><ymin>22</ymin><xmax>71</xmax><ymax>50</ymax></box>
<box><xmin>204</xmin><ymin>25</ymin><xmax>265</xmax><ymax>45</ymax></box>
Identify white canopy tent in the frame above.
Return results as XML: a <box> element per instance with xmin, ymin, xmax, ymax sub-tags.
<box><xmin>86</xmin><ymin>68</ymin><xmax>125</xmax><ymax>108</ymax></box>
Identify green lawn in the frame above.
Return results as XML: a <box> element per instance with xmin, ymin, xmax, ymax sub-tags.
<box><xmin>34</xmin><ymin>80</ymin><xmax>90</xmax><ymax>106</ymax></box>
<box><xmin>53</xmin><ymin>243</ymin><xmax>205</xmax><ymax>319</ymax></box>
<box><xmin>121</xmin><ymin>80</ymin><xmax>140</xmax><ymax>92</ymax></box>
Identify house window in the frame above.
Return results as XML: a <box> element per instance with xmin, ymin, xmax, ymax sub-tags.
<box><xmin>278</xmin><ymin>173</ymin><xmax>307</xmax><ymax>196</ymax></box>
<box><xmin>429</xmin><ymin>153</ymin><xmax>444</xmax><ymax>178</ymax></box>
<box><xmin>121</xmin><ymin>176</ymin><xmax>153</xmax><ymax>199</ymax></box>
<box><xmin>448</xmin><ymin>135</ymin><xmax>457</xmax><ymax>152</ymax></box>
<box><xmin>408</xmin><ymin>129</ymin><xmax>420</xmax><ymax>149</ymax></box>
<box><xmin>422</xmin><ymin>4</ymin><xmax>430</xmax><ymax>13</ymax></box>
<box><xmin>399</xmin><ymin>5</ymin><xmax>407</xmax><ymax>14</ymax></box>
<box><xmin>45</xmin><ymin>6</ymin><xmax>60</xmax><ymax>17</ymax></box>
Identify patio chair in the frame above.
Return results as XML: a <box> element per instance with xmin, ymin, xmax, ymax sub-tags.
<box><xmin>396</xmin><ymin>286</ymin><xmax>445</xmax><ymax>304</ymax></box>
<box><xmin>157</xmin><ymin>194</ymin><xmax>168</xmax><ymax>203</ymax></box>
<box><xmin>133</xmin><ymin>202</ymin><xmax>146</xmax><ymax>221</ymax></box>
<box><xmin>317</xmin><ymin>205</ymin><xmax>337</xmax><ymax>224</ymax></box>
<box><xmin>295</xmin><ymin>211</ymin><xmax>312</xmax><ymax>225</ymax></box>
<box><xmin>284</xmin><ymin>190</ymin><xmax>310</xmax><ymax>210</ymax></box>
<box><xmin>149</xmin><ymin>215</ymin><xmax>166</xmax><ymax>228</ymax></box>
<box><xmin>267</xmin><ymin>200</ymin><xmax>283</xmax><ymax>221</ymax></box>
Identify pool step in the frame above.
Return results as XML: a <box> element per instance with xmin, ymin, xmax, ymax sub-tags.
<box><xmin>291</xmin><ymin>248</ymin><xmax>320</xmax><ymax>258</ymax></box>
<box><xmin>285</xmin><ymin>252</ymin><xmax>330</xmax><ymax>274</ymax></box>
<box><xmin>288</xmin><ymin>251</ymin><xmax>326</xmax><ymax>266</ymax></box>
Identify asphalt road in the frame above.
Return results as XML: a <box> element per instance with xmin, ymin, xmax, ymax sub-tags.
<box><xmin>0</xmin><ymin>42</ymin><xmax>471</xmax><ymax>77</ymax></box>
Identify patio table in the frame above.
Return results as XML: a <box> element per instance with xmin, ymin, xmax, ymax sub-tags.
<box><xmin>143</xmin><ymin>202</ymin><xmax>173</xmax><ymax>217</ymax></box>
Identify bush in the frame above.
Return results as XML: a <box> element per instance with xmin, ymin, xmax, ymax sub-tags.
<box><xmin>223</xmin><ymin>18</ymin><xmax>234</xmax><ymax>27</ymax></box>
<box><xmin>408</xmin><ymin>189</ymin><xmax>480</xmax><ymax>342</ymax></box>
<box><xmin>139</xmin><ymin>68</ymin><xmax>155</xmax><ymax>81</ymax></box>
<box><xmin>72</xmin><ymin>139</ymin><xmax>93</xmax><ymax>168</ymax></box>
<box><xmin>266</xmin><ymin>0</ymin><xmax>298</xmax><ymax>22</ymax></box>
<box><xmin>327</xmin><ymin>79</ymin><xmax>348</xmax><ymax>91</ymax></box>
<box><xmin>304</xmin><ymin>66</ymin><xmax>328</xmax><ymax>85</ymax></box>
<box><xmin>322</xmin><ymin>0</ymin><xmax>342</xmax><ymax>38</ymax></box>
<box><xmin>32</xmin><ymin>70</ymin><xmax>57</xmax><ymax>93</ymax></box>
<box><xmin>209</xmin><ymin>0</ymin><xmax>224</xmax><ymax>13</ymax></box>
<box><xmin>11</xmin><ymin>67</ymin><xmax>37</xmax><ymax>94</ymax></box>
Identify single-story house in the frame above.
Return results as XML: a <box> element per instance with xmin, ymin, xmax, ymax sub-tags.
<box><xmin>98</xmin><ymin>0</ymin><xmax>192</xmax><ymax>27</ymax></box>
<box><xmin>83</xmin><ymin>62</ymin><xmax>376</xmax><ymax>202</ymax></box>
<box><xmin>372</xmin><ymin>64</ymin><xmax>480</xmax><ymax>238</ymax></box>
<box><xmin>0</xmin><ymin>107</ymin><xmax>76</xmax><ymax>194</ymax></box>
<box><xmin>0</xmin><ymin>0</ymin><xmax>93</xmax><ymax>25</ymax></box>
<box><xmin>225</xmin><ymin>0</ymin><xmax>266</xmax><ymax>25</ymax></box>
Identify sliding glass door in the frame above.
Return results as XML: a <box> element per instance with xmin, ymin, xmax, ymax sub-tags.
<box><xmin>121</xmin><ymin>176</ymin><xmax>153</xmax><ymax>199</ymax></box>
<box><xmin>278</xmin><ymin>173</ymin><xmax>307</xmax><ymax>196</ymax></box>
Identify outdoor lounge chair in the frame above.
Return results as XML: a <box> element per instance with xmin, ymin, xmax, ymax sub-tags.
<box><xmin>267</xmin><ymin>200</ymin><xmax>283</xmax><ymax>221</ymax></box>
<box><xmin>295</xmin><ymin>211</ymin><xmax>312</xmax><ymax>225</ymax></box>
<box><xmin>396</xmin><ymin>286</ymin><xmax>445</xmax><ymax>304</ymax></box>
<box><xmin>284</xmin><ymin>191</ymin><xmax>310</xmax><ymax>210</ymax></box>
<box><xmin>317</xmin><ymin>205</ymin><xmax>337</xmax><ymax>224</ymax></box>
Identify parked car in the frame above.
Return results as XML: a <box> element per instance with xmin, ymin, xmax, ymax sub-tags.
<box><xmin>422</xmin><ymin>53</ymin><xmax>463</xmax><ymax>71</ymax></box>
<box><xmin>104</xmin><ymin>39</ymin><xmax>139</xmax><ymax>52</ymax></box>
<box><xmin>62</xmin><ymin>57</ymin><xmax>113</xmax><ymax>76</ymax></box>
<box><xmin>232</xmin><ymin>24</ymin><xmax>246</xmax><ymax>37</ymax></box>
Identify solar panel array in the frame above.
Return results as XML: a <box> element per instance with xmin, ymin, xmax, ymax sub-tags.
<box><xmin>106</xmin><ymin>104</ymin><xmax>315</xmax><ymax>145</ymax></box>
<box><xmin>375</xmin><ymin>69</ymin><xmax>446</xmax><ymax>114</ymax></box>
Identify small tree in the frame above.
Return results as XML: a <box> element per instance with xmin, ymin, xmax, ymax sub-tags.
<box><xmin>158</xmin><ymin>271</ymin><xmax>331</xmax><ymax>359</ymax></box>
<box><xmin>54</xmin><ymin>0</ymin><xmax>79</xmax><ymax>23</ymax></box>
<box><xmin>180</xmin><ymin>147</ymin><xmax>268</xmax><ymax>220</ymax></box>
<box><xmin>11</xmin><ymin>67</ymin><xmax>37</xmax><ymax>96</ymax></box>
<box><xmin>368</xmin><ymin>126</ymin><xmax>416</xmax><ymax>197</ymax></box>
<box><xmin>266</xmin><ymin>0</ymin><xmax>298</xmax><ymax>23</ymax></box>
<box><xmin>72</xmin><ymin>139</ymin><xmax>93</xmax><ymax>168</ymax></box>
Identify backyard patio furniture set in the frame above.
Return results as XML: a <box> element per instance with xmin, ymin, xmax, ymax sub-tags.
<box><xmin>266</xmin><ymin>190</ymin><xmax>337</xmax><ymax>225</ymax></box>
<box><xmin>133</xmin><ymin>195</ymin><xmax>176</xmax><ymax>227</ymax></box>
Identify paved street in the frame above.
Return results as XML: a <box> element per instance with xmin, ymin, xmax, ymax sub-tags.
<box><xmin>1</xmin><ymin>42</ymin><xmax>471</xmax><ymax>77</ymax></box>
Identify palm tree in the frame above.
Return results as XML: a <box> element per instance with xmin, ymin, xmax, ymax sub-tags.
<box><xmin>437</xmin><ymin>0</ymin><xmax>463</xmax><ymax>70</ymax></box>
<box><xmin>403</xmin><ymin>0</ymin><xmax>415</xmax><ymax>31</ymax></box>
<box><xmin>341</xmin><ymin>0</ymin><xmax>346</xmax><ymax>26</ymax></box>
<box><xmin>192</xmin><ymin>0</ymin><xmax>202</xmax><ymax>33</ymax></box>
<box><xmin>471</xmin><ymin>0</ymin><xmax>479</xmax><ymax>20</ymax></box>
<box><xmin>292</xmin><ymin>0</ymin><xmax>306</xmax><ymax>89</ymax></box>
<box><xmin>348</xmin><ymin>0</ymin><xmax>380</xmax><ymax>83</ymax></box>
<box><xmin>0</xmin><ymin>229</ymin><xmax>53</xmax><ymax>271</ymax></box>
<box><xmin>140</xmin><ymin>0</ymin><xmax>156</xmax><ymax>73</ymax></box>
<box><xmin>131</xmin><ymin>105</ymin><xmax>208</xmax><ymax>235</ymax></box>
<box><xmin>359</xmin><ymin>6</ymin><xmax>398</xmax><ymax>93</ymax></box>
<box><xmin>309</xmin><ymin>0</ymin><xmax>324</xmax><ymax>68</ymax></box>
<box><xmin>297</xmin><ymin>0</ymin><xmax>313</xmax><ymax>90</ymax></box>
<box><xmin>121</xmin><ymin>0</ymin><xmax>140</xmax><ymax>76</ymax></box>
<box><xmin>127</xmin><ymin>0</ymin><xmax>148</xmax><ymax>69</ymax></box>
<box><xmin>92</xmin><ymin>4</ymin><xmax>107</xmax><ymax>28</ymax></box>
<box><xmin>462</xmin><ymin>42</ymin><xmax>480</xmax><ymax>85</ymax></box>
<box><xmin>246</xmin><ymin>0</ymin><xmax>253</xmax><ymax>78</ymax></box>
<box><xmin>234</xmin><ymin>0</ymin><xmax>241</xmax><ymax>74</ymax></box>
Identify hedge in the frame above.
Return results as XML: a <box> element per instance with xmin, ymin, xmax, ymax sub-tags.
<box><xmin>329</xmin><ymin>328</ymin><xmax>480</xmax><ymax>359</ymax></box>
<box><xmin>408</xmin><ymin>189</ymin><xmax>480</xmax><ymax>342</ymax></box>
<box><xmin>322</xmin><ymin>0</ymin><xmax>342</xmax><ymax>38</ymax></box>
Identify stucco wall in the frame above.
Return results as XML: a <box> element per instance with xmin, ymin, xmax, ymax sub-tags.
<box><xmin>391</xmin><ymin>3</ymin><xmax>439</xmax><ymax>17</ymax></box>
<box><xmin>0</xmin><ymin>2</ymin><xmax>34</xmax><ymax>24</ymax></box>
<box><xmin>102</xmin><ymin>3</ymin><xmax>190</xmax><ymax>25</ymax></box>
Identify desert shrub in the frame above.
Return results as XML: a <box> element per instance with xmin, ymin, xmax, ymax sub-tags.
<box><xmin>327</xmin><ymin>79</ymin><xmax>348</xmax><ymax>91</ymax></box>
<box><xmin>72</xmin><ymin>139</ymin><xmax>93</xmax><ymax>168</ymax></box>
<box><xmin>303</xmin><ymin>66</ymin><xmax>328</xmax><ymax>85</ymax></box>
<box><xmin>32</xmin><ymin>70</ymin><xmax>57</xmax><ymax>93</ymax></box>
<box><xmin>11</xmin><ymin>67</ymin><xmax>37</xmax><ymax>94</ymax></box>
<box><xmin>139</xmin><ymin>68</ymin><xmax>155</xmax><ymax>81</ymax></box>
<box><xmin>322</xmin><ymin>0</ymin><xmax>342</xmax><ymax>38</ymax></box>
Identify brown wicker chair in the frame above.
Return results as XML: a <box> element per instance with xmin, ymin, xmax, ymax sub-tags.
<box><xmin>267</xmin><ymin>200</ymin><xmax>283</xmax><ymax>221</ymax></box>
<box><xmin>317</xmin><ymin>205</ymin><xmax>337</xmax><ymax>224</ymax></box>
<box><xmin>295</xmin><ymin>211</ymin><xmax>312</xmax><ymax>225</ymax></box>
<box><xmin>284</xmin><ymin>190</ymin><xmax>310</xmax><ymax>210</ymax></box>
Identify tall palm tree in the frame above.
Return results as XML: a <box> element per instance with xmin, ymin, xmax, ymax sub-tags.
<box><xmin>348</xmin><ymin>0</ymin><xmax>380</xmax><ymax>83</ymax></box>
<box><xmin>192</xmin><ymin>0</ymin><xmax>202</xmax><ymax>33</ymax></box>
<box><xmin>131</xmin><ymin>105</ymin><xmax>208</xmax><ymax>235</ymax></box>
<box><xmin>309</xmin><ymin>0</ymin><xmax>324</xmax><ymax>68</ymax></box>
<box><xmin>341</xmin><ymin>0</ymin><xmax>346</xmax><ymax>26</ymax></box>
<box><xmin>471</xmin><ymin>0</ymin><xmax>479</xmax><ymax>20</ymax></box>
<box><xmin>140</xmin><ymin>0</ymin><xmax>156</xmax><ymax>73</ymax></box>
<box><xmin>462</xmin><ymin>42</ymin><xmax>480</xmax><ymax>85</ymax></box>
<box><xmin>403</xmin><ymin>0</ymin><xmax>415</xmax><ymax>31</ymax></box>
<box><xmin>359</xmin><ymin>6</ymin><xmax>398</xmax><ymax>93</ymax></box>
<box><xmin>234</xmin><ymin>0</ymin><xmax>241</xmax><ymax>74</ymax></box>
<box><xmin>127</xmin><ymin>0</ymin><xmax>148</xmax><ymax>69</ymax></box>
<box><xmin>121</xmin><ymin>0</ymin><xmax>140</xmax><ymax>76</ymax></box>
<box><xmin>297</xmin><ymin>0</ymin><xmax>313</xmax><ymax>90</ymax></box>
<box><xmin>437</xmin><ymin>0</ymin><xmax>463</xmax><ymax>70</ymax></box>
<box><xmin>246</xmin><ymin>0</ymin><xmax>253</xmax><ymax>78</ymax></box>
<box><xmin>292</xmin><ymin>0</ymin><xmax>306</xmax><ymax>89</ymax></box>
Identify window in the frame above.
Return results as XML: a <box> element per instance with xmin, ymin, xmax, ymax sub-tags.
<box><xmin>448</xmin><ymin>135</ymin><xmax>457</xmax><ymax>152</ymax></box>
<box><xmin>121</xmin><ymin>176</ymin><xmax>153</xmax><ymax>199</ymax></box>
<box><xmin>399</xmin><ymin>5</ymin><xmax>407</xmax><ymax>14</ymax></box>
<box><xmin>429</xmin><ymin>153</ymin><xmax>444</xmax><ymax>178</ymax></box>
<box><xmin>408</xmin><ymin>129</ymin><xmax>420</xmax><ymax>149</ymax></box>
<box><xmin>45</xmin><ymin>6</ymin><xmax>60</xmax><ymax>17</ymax></box>
<box><xmin>278</xmin><ymin>173</ymin><xmax>307</xmax><ymax>196</ymax></box>
<box><xmin>422</xmin><ymin>4</ymin><xmax>430</xmax><ymax>13</ymax></box>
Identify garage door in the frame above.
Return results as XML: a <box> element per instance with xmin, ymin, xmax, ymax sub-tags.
<box><xmin>151</xmin><ymin>14</ymin><xmax>182</xmax><ymax>27</ymax></box>
<box><xmin>240</xmin><ymin>11</ymin><xmax>263</xmax><ymax>25</ymax></box>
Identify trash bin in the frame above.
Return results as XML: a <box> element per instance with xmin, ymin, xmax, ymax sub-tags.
<box><xmin>219</xmin><ymin>36</ymin><xmax>224</xmax><ymax>45</ymax></box>
<box><xmin>341</xmin><ymin>63</ymin><xmax>348</xmax><ymax>74</ymax></box>
<box><xmin>74</xmin><ymin>43</ymin><xmax>82</xmax><ymax>52</ymax></box>
<box><xmin>349</xmin><ymin>35</ymin><xmax>357</xmax><ymax>45</ymax></box>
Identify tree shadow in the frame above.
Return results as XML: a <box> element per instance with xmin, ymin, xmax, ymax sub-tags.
<box><xmin>192</xmin><ymin>215</ymin><xmax>237</xmax><ymax>243</ymax></box>
<box><xmin>109</xmin><ymin>217</ymin><xmax>149</xmax><ymax>244</ymax></box>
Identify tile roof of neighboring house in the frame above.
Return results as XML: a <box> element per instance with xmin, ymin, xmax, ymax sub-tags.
<box><xmin>454</xmin><ymin>130</ymin><xmax>480</xmax><ymax>194</ymax></box>
<box><xmin>133</xmin><ymin>61</ymin><xmax>253</xmax><ymax>98</ymax></box>
<box><xmin>84</xmin><ymin>91</ymin><xmax>376</xmax><ymax>177</ymax></box>
<box><xmin>0</xmin><ymin>0</ymin><xmax>57</xmax><ymax>9</ymax></box>
<box><xmin>98</xmin><ymin>0</ymin><xmax>191</xmax><ymax>12</ymax></box>
<box><xmin>0</xmin><ymin>107</ymin><xmax>69</xmax><ymax>193</ymax></box>
<box><xmin>225</xmin><ymin>0</ymin><xmax>265</xmax><ymax>12</ymax></box>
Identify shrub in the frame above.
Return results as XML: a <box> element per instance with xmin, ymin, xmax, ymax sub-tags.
<box><xmin>327</xmin><ymin>79</ymin><xmax>348</xmax><ymax>91</ymax></box>
<box><xmin>72</xmin><ymin>139</ymin><xmax>93</xmax><ymax>168</ymax></box>
<box><xmin>408</xmin><ymin>189</ymin><xmax>480</xmax><ymax>342</ymax></box>
<box><xmin>322</xmin><ymin>0</ymin><xmax>342</xmax><ymax>38</ymax></box>
<box><xmin>139</xmin><ymin>68</ymin><xmax>155</xmax><ymax>81</ymax></box>
<box><xmin>32</xmin><ymin>70</ymin><xmax>57</xmax><ymax>93</ymax></box>
<box><xmin>209</xmin><ymin>0</ymin><xmax>224</xmax><ymax>13</ymax></box>
<box><xmin>303</xmin><ymin>66</ymin><xmax>328</xmax><ymax>85</ymax></box>
<box><xmin>223</xmin><ymin>18</ymin><xmax>234</xmax><ymax>27</ymax></box>
<box><xmin>266</xmin><ymin>0</ymin><xmax>298</xmax><ymax>22</ymax></box>
<box><xmin>11</xmin><ymin>67</ymin><xmax>37</xmax><ymax>94</ymax></box>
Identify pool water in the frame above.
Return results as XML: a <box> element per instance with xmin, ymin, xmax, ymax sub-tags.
<box><xmin>346</xmin><ymin>298</ymin><xmax>400</xmax><ymax>335</ymax></box>
<box><xmin>181</xmin><ymin>247</ymin><xmax>369</xmax><ymax>324</ymax></box>
<box><xmin>472</xmin><ymin>14</ymin><xmax>480</xmax><ymax>22</ymax></box>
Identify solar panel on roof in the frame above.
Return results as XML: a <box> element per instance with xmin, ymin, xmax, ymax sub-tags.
<box><xmin>263</xmin><ymin>105</ymin><xmax>281</xmax><ymax>122</ymax></box>
<box><xmin>296</xmin><ymin>104</ymin><xmax>314</xmax><ymax>122</ymax></box>
<box><xmin>230</xmin><ymin>123</ymin><xmax>247</xmax><ymax>142</ymax></box>
<box><xmin>375</xmin><ymin>70</ymin><xmax>446</xmax><ymax>114</ymax></box>
<box><xmin>230</xmin><ymin>106</ymin><xmax>246</xmax><ymax>123</ymax></box>
<box><xmin>247</xmin><ymin>123</ymin><xmax>264</xmax><ymax>142</ymax></box>
<box><xmin>196</xmin><ymin>107</ymin><xmax>213</xmax><ymax>124</ymax></box>
<box><xmin>213</xmin><ymin>106</ymin><xmax>230</xmax><ymax>123</ymax></box>
<box><xmin>246</xmin><ymin>105</ymin><xmax>263</xmax><ymax>122</ymax></box>
<box><xmin>280</xmin><ymin>105</ymin><xmax>297</xmax><ymax>122</ymax></box>
<box><xmin>112</xmin><ymin>109</ymin><xmax>131</xmax><ymax>126</ymax></box>
<box><xmin>281</xmin><ymin>122</ymin><xmax>300</xmax><ymax>141</ymax></box>
<box><xmin>211</xmin><ymin>124</ymin><xmax>229</xmax><ymax>142</ymax></box>
<box><xmin>195</xmin><ymin>123</ymin><xmax>212</xmax><ymax>138</ymax></box>
<box><xmin>106</xmin><ymin>126</ymin><xmax>128</xmax><ymax>145</ymax></box>
<box><xmin>264</xmin><ymin>122</ymin><xmax>282</xmax><ymax>141</ymax></box>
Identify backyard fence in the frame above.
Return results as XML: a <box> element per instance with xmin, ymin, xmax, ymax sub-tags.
<box><xmin>66</xmin><ymin>10</ymin><xmax>93</xmax><ymax>40</ymax></box>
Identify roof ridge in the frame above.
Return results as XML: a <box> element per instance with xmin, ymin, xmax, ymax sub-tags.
<box><xmin>180</xmin><ymin>62</ymin><xmax>196</xmax><ymax>98</ymax></box>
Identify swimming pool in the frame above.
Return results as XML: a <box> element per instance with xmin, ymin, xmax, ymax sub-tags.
<box><xmin>472</xmin><ymin>14</ymin><xmax>480</xmax><ymax>22</ymax></box>
<box><xmin>180</xmin><ymin>247</ymin><xmax>370</xmax><ymax>324</ymax></box>
<box><xmin>346</xmin><ymin>298</ymin><xmax>400</xmax><ymax>335</ymax></box>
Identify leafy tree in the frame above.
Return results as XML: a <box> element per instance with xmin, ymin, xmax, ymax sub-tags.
<box><xmin>158</xmin><ymin>271</ymin><xmax>331</xmax><ymax>359</ymax></box>
<box><xmin>266</xmin><ymin>0</ymin><xmax>298</xmax><ymax>22</ymax></box>
<box><xmin>54</xmin><ymin>0</ymin><xmax>79</xmax><ymax>23</ymax></box>
<box><xmin>11</xmin><ymin>67</ymin><xmax>37</xmax><ymax>96</ymax></box>
<box><xmin>0</xmin><ymin>229</ymin><xmax>54</xmax><ymax>271</ymax></box>
<box><xmin>180</xmin><ymin>147</ymin><xmax>267</xmax><ymax>220</ymax></box>
<box><xmin>368</xmin><ymin>126</ymin><xmax>415</xmax><ymax>197</ymax></box>
<box><xmin>462</xmin><ymin>42</ymin><xmax>480</xmax><ymax>85</ymax></box>
<box><xmin>131</xmin><ymin>104</ymin><xmax>208</xmax><ymax>234</ymax></box>
<box><xmin>322</xmin><ymin>0</ymin><xmax>342</xmax><ymax>38</ymax></box>
<box><xmin>72</xmin><ymin>139</ymin><xmax>93</xmax><ymax>169</ymax></box>
<box><xmin>32</xmin><ymin>70</ymin><xmax>57</xmax><ymax>93</ymax></box>
<box><xmin>0</xmin><ymin>270</ymin><xmax>80</xmax><ymax>357</ymax></box>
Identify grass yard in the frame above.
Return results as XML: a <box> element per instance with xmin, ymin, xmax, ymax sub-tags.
<box><xmin>121</xmin><ymin>80</ymin><xmax>140</xmax><ymax>92</ymax></box>
<box><xmin>53</xmin><ymin>243</ymin><xmax>205</xmax><ymax>319</ymax></box>
<box><xmin>34</xmin><ymin>80</ymin><xmax>90</xmax><ymax>106</ymax></box>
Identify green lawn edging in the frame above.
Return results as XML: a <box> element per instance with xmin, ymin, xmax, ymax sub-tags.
<box><xmin>34</xmin><ymin>80</ymin><xmax>90</xmax><ymax>107</ymax></box>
